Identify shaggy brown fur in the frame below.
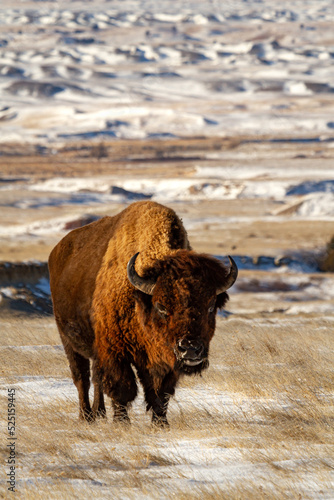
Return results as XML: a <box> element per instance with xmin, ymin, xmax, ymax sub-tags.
<box><xmin>49</xmin><ymin>201</ymin><xmax>235</xmax><ymax>425</ymax></box>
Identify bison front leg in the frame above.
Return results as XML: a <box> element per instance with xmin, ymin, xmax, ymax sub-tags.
<box><xmin>153</xmin><ymin>371</ymin><xmax>178</xmax><ymax>427</ymax></box>
<box><xmin>138</xmin><ymin>368</ymin><xmax>178</xmax><ymax>427</ymax></box>
<box><xmin>97</xmin><ymin>359</ymin><xmax>138</xmax><ymax>424</ymax></box>
<box><xmin>60</xmin><ymin>334</ymin><xmax>93</xmax><ymax>422</ymax></box>
<box><xmin>151</xmin><ymin>400</ymin><xmax>169</xmax><ymax>427</ymax></box>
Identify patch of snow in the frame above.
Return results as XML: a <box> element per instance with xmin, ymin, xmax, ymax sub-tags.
<box><xmin>296</xmin><ymin>193</ymin><xmax>334</xmax><ymax>217</ymax></box>
<box><xmin>0</xmin><ymin>0</ymin><xmax>333</xmax><ymax>143</ymax></box>
<box><xmin>286</xmin><ymin>303</ymin><xmax>334</xmax><ymax>315</ymax></box>
<box><xmin>283</xmin><ymin>81</ymin><xmax>313</xmax><ymax>96</ymax></box>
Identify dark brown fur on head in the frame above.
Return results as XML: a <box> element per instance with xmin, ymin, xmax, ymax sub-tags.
<box><xmin>134</xmin><ymin>250</ymin><xmax>229</xmax><ymax>373</ymax></box>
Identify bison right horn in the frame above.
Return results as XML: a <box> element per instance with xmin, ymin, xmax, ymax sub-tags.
<box><xmin>216</xmin><ymin>256</ymin><xmax>238</xmax><ymax>295</ymax></box>
<box><xmin>127</xmin><ymin>252</ymin><xmax>157</xmax><ymax>295</ymax></box>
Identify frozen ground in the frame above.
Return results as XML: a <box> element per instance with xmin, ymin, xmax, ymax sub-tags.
<box><xmin>1</xmin><ymin>315</ymin><xmax>333</xmax><ymax>499</ymax></box>
<box><xmin>0</xmin><ymin>0</ymin><xmax>334</xmax><ymax>143</ymax></box>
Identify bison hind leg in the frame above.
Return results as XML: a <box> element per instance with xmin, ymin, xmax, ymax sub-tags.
<box><xmin>59</xmin><ymin>333</ymin><xmax>93</xmax><ymax>422</ymax></box>
<box><xmin>91</xmin><ymin>361</ymin><xmax>106</xmax><ymax>419</ymax></box>
<box><xmin>92</xmin><ymin>381</ymin><xmax>106</xmax><ymax>419</ymax></box>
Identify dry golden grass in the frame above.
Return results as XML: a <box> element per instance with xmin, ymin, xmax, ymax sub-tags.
<box><xmin>0</xmin><ymin>314</ymin><xmax>333</xmax><ymax>499</ymax></box>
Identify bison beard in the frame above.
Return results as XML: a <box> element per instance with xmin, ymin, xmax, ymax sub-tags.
<box><xmin>48</xmin><ymin>201</ymin><xmax>237</xmax><ymax>427</ymax></box>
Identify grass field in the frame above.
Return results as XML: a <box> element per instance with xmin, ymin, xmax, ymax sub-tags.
<box><xmin>1</xmin><ymin>312</ymin><xmax>333</xmax><ymax>499</ymax></box>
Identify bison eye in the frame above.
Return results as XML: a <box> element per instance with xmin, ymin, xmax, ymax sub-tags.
<box><xmin>155</xmin><ymin>302</ymin><xmax>169</xmax><ymax>318</ymax></box>
<box><xmin>208</xmin><ymin>300</ymin><xmax>216</xmax><ymax>314</ymax></box>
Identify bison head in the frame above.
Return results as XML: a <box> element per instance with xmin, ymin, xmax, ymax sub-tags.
<box><xmin>127</xmin><ymin>250</ymin><xmax>237</xmax><ymax>374</ymax></box>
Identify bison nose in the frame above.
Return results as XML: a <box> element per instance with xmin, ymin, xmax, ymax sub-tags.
<box><xmin>177</xmin><ymin>338</ymin><xmax>204</xmax><ymax>361</ymax></box>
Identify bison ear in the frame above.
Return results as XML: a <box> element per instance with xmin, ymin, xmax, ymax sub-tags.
<box><xmin>216</xmin><ymin>291</ymin><xmax>229</xmax><ymax>310</ymax></box>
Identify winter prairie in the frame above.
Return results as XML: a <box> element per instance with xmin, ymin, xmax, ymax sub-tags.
<box><xmin>1</xmin><ymin>314</ymin><xmax>333</xmax><ymax>499</ymax></box>
<box><xmin>0</xmin><ymin>0</ymin><xmax>334</xmax><ymax>498</ymax></box>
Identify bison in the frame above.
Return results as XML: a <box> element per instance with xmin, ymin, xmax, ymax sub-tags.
<box><xmin>49</xmin><ymin>201</ymin><xmax>237</xmax><ymax>426</ymax></box>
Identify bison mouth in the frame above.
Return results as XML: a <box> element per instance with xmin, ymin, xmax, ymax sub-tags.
<box><xmin>183</xmin><ymin>358</ymin><xmax>203</xmax><ymax>367</ymax></box>
<box><xmin>174</xmin><ymin>338</ymin><xmax>209</xmax><ymax>374</ymax></box>
<box><xmin>176</xmin><ymin>357</ymin><xmax>209</xmax><ymax>374</ymax></box>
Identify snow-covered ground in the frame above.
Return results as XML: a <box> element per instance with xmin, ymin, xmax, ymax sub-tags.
<box><xmin>0</xmin><ymin>177</ymin><xmax>333</xmax><ymax>217</ymax></box>
<box><xmin>1</xmin><ymin>315</ymin><xmax>333</xmax><ymax>499</ymax></box>
<box><xmin>0</xmin><ymin>0</ymin><xmax>334</xmax><ymax>143</ymax></box>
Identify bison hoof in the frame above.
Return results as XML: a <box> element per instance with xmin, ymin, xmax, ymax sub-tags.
<box><xmin>152</xmin><ymin>414</ymin><xmax>169</xmax><ymax>428</ymax></box>
<box><xmin>112</xmin><ymin>402</ymin><xmax>130</xmax><ymax>424</ymax></box>
<box><xmin>113</xmin><ymin>414</ymin><xmax>131</xmax><ymax>425</ymax></box>
<box><xmin>93</xmin><ymin>408</ymin><xmax>107</xmax><ymax>419</ymax></box>
<box><xmin>80</xmin><ymin>409</ymin><xmax>95</xmax><ymax>423</ymax></box>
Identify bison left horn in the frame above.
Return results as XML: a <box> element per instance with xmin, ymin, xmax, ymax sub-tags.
<box><xmin>216</xmin><ymin>256</ymin><xmax>238</xmax><ymax>295</ymax></box>
<box><xmin>127</xmin><ymin>252</ymin><xmax>157</xmax><ymax>295</ymax></box>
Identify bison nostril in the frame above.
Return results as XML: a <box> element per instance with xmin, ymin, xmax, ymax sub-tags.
<box><xmin>178</xmin><ymin>344</ymin><xmax>187</xmax><ymax>353</ymax></box>
<box><xmin>195</xmin><ymin>344</ymin><xmax>204</xmax><ymax>355</ymax></box>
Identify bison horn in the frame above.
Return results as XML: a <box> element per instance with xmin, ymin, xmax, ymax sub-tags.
<box><xmin>127</xmin><ymin>252</ymin><xmax>157</xmax><ymax>295</ymax></box>
<box><xmin>217</xmin><ymin>256</ymin><xmax>238</xmax><ymax>295</ymax></box>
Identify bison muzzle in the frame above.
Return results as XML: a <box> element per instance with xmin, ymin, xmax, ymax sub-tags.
<box><xmin>49</xmin><ymin>201</ymin><xmax>237</xmax><ymax>426</ymax></box>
